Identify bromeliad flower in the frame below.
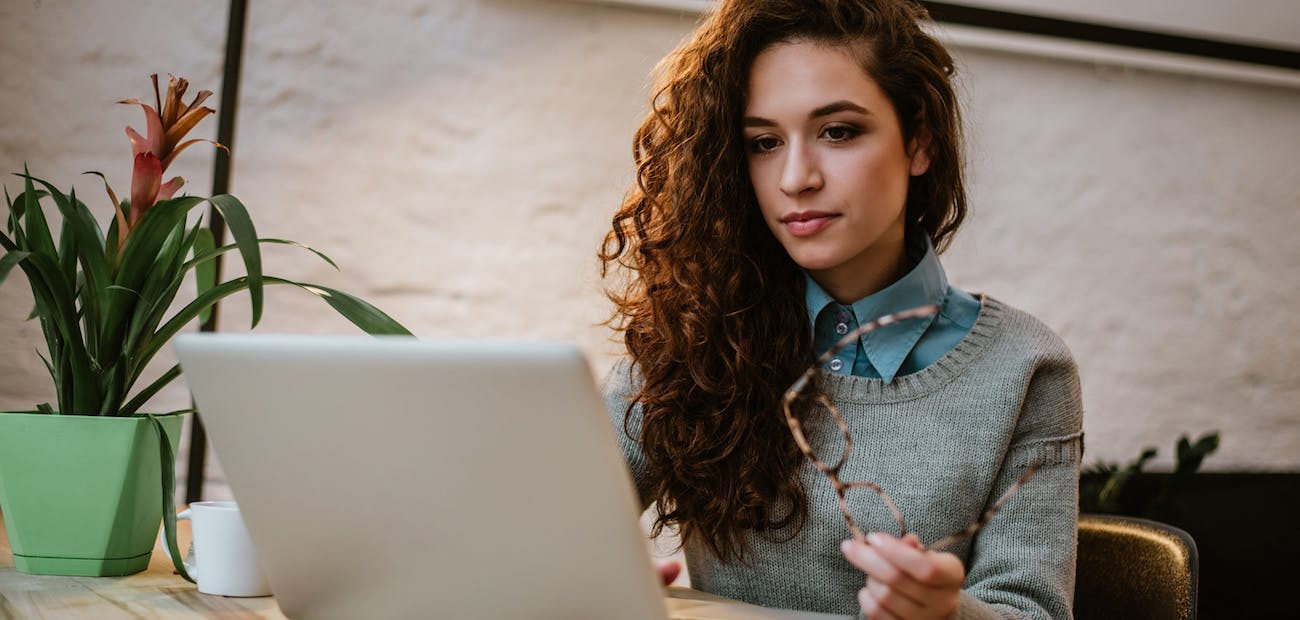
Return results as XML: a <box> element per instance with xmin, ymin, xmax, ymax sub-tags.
<box><xmin>109</xmin><ymin>74</ymin><xmax>226</xmax><ymax>247</ymax></box>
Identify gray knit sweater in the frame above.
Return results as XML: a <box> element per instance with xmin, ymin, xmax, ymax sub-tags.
<box><xmin>602</xmin><ymin>296</ymin><xmax>1083</xmax><ymax>619</ymax></box>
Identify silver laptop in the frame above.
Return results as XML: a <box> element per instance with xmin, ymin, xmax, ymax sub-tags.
<box><xmin>175</xmin><ymin>334</ymin><xmax>845</xmax><ymax>620</ymax></box>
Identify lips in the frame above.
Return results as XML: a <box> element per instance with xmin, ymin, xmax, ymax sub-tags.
<box><xmin>780</xmin><ymin>211</ymin><xmax>839</xmax><ymax>237</ymax></box>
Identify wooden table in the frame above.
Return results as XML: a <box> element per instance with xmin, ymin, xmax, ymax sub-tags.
<box><xmin>0</xmin><ymin>509</ymin><xmax>285</xmax><ymax>619</ymax></box>
<box><xmin>2</xmin><ymin>510</ymin><xmax>846</xmax><ymax>619</ymax></box>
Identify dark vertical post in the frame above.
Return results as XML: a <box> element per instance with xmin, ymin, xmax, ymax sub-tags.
<box><xmin>186</xmin><ymin>0</ymin><xmax>249</xmax><ymax>504</ymax></box>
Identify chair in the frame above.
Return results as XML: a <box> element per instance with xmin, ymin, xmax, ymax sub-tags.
<box><xmin>1074</xmin><ymin>513</ymin><xmax>1199</xmax><ymax>620</ymax></box>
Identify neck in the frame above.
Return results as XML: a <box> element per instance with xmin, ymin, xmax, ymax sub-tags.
<box><xmin>809</xmin><ymin>234</ymin><xmax>908</xmax><ymax>304</ymax></box>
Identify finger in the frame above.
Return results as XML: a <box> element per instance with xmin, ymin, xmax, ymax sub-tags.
<box><xmin>866</xmin><ymin>533</ymin><xmax>964</xmax><ymax>588</ymax></box>
<box><xmin>657</xmin><ymin>561</ymin><xmax>681</xmax><ymax>586</ymax></box>
<box><xmin>902</xmin><ymin>533</ymin><xmax>922</xmax><ymax>549</ymax></box>
<box><xmin>842</xmin><ymin>540</ymin><xmax>931</xmax><ymax>604</ymax></box>
<box><xmin>866</xmin><ymin>578</ymin><xmax>928</xmax><ymax>619</ymax></box>
<box><xmin>858</xmin><ymin>586</ymin><xmax>902</xmax><ymax>620</ymax></box>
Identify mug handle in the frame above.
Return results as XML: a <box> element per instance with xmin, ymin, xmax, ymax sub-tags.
<box><xmin>159</xmin><ymin>509</ymin><xmax>199</xmax><ymax>580</ymax></box>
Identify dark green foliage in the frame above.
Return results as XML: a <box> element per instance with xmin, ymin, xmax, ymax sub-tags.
<box><xmin>1079</xmin><ymin>431</ymin><xmax>1220</xmax><ymax>520</ymax></box>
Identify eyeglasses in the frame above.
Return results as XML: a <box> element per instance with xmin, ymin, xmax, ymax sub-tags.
<box><xmin>781</xmin><ymin>304</ymin><xmax>1039</xmax><ymax>551</ymax></box>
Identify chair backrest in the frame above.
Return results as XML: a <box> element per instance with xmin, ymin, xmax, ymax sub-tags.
<box><xmin>1074</xmin><ymin>513</ymin><xmax>1199</xmax><ymax>620</ymax></box>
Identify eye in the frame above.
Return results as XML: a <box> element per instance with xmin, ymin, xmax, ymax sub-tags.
<box><xmin>748</xmin><ymin>135</ymin><xmax>782</xmax><ymax>154</ymax></box>
<box><xmin>821</xmin><ymin>124</ymin><xmax>863</xmax><ymax>143</ymax></box>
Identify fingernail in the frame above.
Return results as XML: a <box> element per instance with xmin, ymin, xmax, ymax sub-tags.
<box><xmin>841</xmin><ymin>540</ymin><xmax>852</xmax><ymax>554</ymax></box>
<box><xmin>866</xmin><ymin>533</ymin><xmax>885</xmax><ymax>545</ymax></box>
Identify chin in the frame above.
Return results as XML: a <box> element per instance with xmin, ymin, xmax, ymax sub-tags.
<box><xmin>785</xmin><ymin>247</ymin><xmax>846</xmax><ymax>273</ymax></box>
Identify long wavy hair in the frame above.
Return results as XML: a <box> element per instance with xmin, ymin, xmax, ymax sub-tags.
<box><xmin>599</xmin><ymin>0</ymin><xmax>968</xmax><ymax>562</ymax></box>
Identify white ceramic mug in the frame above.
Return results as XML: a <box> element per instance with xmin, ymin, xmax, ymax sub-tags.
<box><xmin>174</xmin><ymin>501</ymin><xmax>272</xmax><ymax>597</ymax></box>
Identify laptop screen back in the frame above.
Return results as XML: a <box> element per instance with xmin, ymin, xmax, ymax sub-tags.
<box><xmin>175</xmin><ymin>334</ymin><xmax>667</xmax><ymax>620</ymax></box>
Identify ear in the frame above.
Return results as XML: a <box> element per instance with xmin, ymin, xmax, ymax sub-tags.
<box><xmin>907</xmin><ymin>125</ymin><xmax>933</xmax><ymax>177</ymax></box>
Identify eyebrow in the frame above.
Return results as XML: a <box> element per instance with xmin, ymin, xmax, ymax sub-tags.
<box><xmin>743</xmin><ymin>100</ymin><xmax>872</xmax><ymax>128</ymax></box>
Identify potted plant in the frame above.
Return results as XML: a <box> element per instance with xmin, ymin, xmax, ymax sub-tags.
<box><xmin>0</xmin><ymin>74</ymin><xmax>410</xmax><ymax>577</ymax></box>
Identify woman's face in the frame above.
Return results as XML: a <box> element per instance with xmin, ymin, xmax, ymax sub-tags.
<box><xmin>743</xmin><ymin>40</ymin><xmax>930</xmax><ymax>301</ymax></box>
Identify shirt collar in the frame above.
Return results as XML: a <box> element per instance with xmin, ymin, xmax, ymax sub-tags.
<box><xmin>803</xmin><ymin>233</ymin><xmax>948</xmax><ymax>382</ymax></box>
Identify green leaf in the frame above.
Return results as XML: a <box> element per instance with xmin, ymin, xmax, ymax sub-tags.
<box><xmin>58</xmin><ymin>340</ymin><xmax>75</xmax><ymax>415</ymax></box>
<box><xmin>57</xmin><ymin>197</ymin><xmax>78</xmax><ymax>283</ymax></box>
<box><xmin>4</xmin><ymin>228</ymin><xmax>57</xmax><ymax>333</ymax></box>
<box><xmin>0</xmin><ymin>249</ymin><xmax>30</xmax><ymax>288</ymax></box>
<box><xmin>17</xmin><ymin>170</ymin><xmax>57</xmax><ymax>257</ymax></box>
<box><xmin>193</xmin><ymin>228</ymin><xmax>216</xmax><ymax>324</ymax></box>
<box><xmin>266</xmin><ymin>238</ymin><xmax>339</xmax><ymax>270</ymax></box>
<box><xmin>123</xmin><ymin>220</ymin><xmax>188</xmax><ymax>359</ymax></box>
<box><xmin>6</xmin><ymin>190</ymin><xmax>34</xmax><ymax>247</ymax></box>
<box><xmin>5</xmin><ymin>182</ymin><xmax>49</xmax><ymax>237</ymax></box>
<box><xmin>28</xmin><ymin>178</ymin><xmax>109</xmax><ymax>310</ymax></box>
<box><xmin>285</xmin><ymin>280</ymin><xmax>412</xmax><ymax>336</ymax></box>
<box><xmin>80</xmin><ymin>171</ymin><xmax>121</xmax><ymax>238</ymax></box>
<box><xmin>98</xmin><ymin>363</ymin><xmax>126</xmax><ymax>417</ymax></box>
<box><xmin>114</xmin><ymin>196</ymin><xmax>203</xmax><ymax>288</ymax></box>
<box><xmin>1174</xmin><ymin>431</ymin><xmax>1220</xmax><ymax>476</ymax></box>
<box><xmin>6</xmin><ymin>185</ymin><xmax>50</xmax><ymax>224</ymax></box>
<box><xmin>1192</xmin><ymin>432</ymin><xmax>1220</xmax><ymax>454</ymax></box>
<box><xmin>101</xmin><ymin>196</ymin><xmax>204</xmax><ymax>371</ymax></box>
<box><xmin>119</xmin><ymin>364</ymin><xmax>181</xmax><ymax>417</ymax></box>
<box><xmin>180</xmin><ymin>217</ymin><xmax>205</xmax><ymax>254</ymax></box>
<box><xmin>4</xmin><ymin>185</ymin><xmax>12</xmax><ymax>234</ymax></box>
<box><xmin>36</xmin><ymin>349</ymin><xmax>56</xmax><ymax>388</ymax></box>
<box><xmin>135</xmin><ymin>276</ymin><xmax>411</xmax><ymax>376</ymax></box>
<box><xmin>124</xmin><ymin>235</ymin><xmax>338</xmax><ymax>368</ymax></box>
<box><xmin>105</xmin><ymin>209</ymin><xmax>121</xmax><ymax>270</ymax></box>
<box><xmin>1096</xmin><ymin>471</ymin><xmax>1128</xmax><ymax>512</ymax></box>
<box><xmin>146</xmin><ymin>414</ymin><xmax>194</xmax><ymax>584</ymax></box>
<box><xmin>207</xmin><ymin>194</ymin><xmax>263</xmax><ymax>327</ymax></box>
<box><xmin>105</xmin><ymin>284</ymin><xmax>142</xmax><ymax>297</ymax></box>
<box><xmin>120</xmin><ymin>220</ymin><xmax>208</xmax><ymax>383</ymax></box>
<box><xmin>2</xmin><ymin>244</ymin><xmax>98</xmax><ymax>413</ymax></box>
<box><xmin>184</xmin><ymin>237</ymin><xmax>339</xmax><ymax>273</ymax></box>
<box><xmin>168</xmin><ymin>237</ymin><xmax>340</xmax><ymax>328</ymax></box>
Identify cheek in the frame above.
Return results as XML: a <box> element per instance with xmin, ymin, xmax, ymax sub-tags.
<box><xmin>839</xmin><ymin>148</ymin><xmax>910</xmax><ymax>204</ymax></box>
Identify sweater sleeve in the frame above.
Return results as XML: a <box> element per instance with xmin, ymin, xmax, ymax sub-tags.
<box><xmin>954</xmin><ymin>337</ymin><xmax>1084</xmax><ymax>620</ymax></box>
<box><xmin>600</xmin><ymin>358</ymin><xmax>654</xmax><ymax>510</ymax></box>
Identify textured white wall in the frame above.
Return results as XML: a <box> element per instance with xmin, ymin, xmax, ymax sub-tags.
<box><xmin>1</xmin><ymin>0</ymin><xmax>1297</xmax><ymax>506</ymax></box>
<box><xmin>948</xmin><ymin>45</ymin><xmax>1300</xmax><ymax>472</ymax></box>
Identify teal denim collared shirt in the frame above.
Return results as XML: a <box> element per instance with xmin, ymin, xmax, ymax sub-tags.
<box><xmin>805</xmin><ymin>235</ymin><xmax>981</xmax><ymax>382</ymax></box>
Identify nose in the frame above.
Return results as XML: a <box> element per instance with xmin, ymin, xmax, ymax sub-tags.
<box><xmin>779</xmin><ymin>141</ymin><xmax>823</xmax><ymax>197</ymax></box>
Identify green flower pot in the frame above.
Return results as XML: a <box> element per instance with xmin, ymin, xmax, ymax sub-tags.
<box><xmin>0</xmin><ymin>411</ymin><xmax>186</xmax><ymax>576</ymax></box>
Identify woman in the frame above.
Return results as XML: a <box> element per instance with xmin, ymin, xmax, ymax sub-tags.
<box><xmin>599</xmin><ymin>1</ymin><xmax>1083</xmax><ymax>618</ymax></box>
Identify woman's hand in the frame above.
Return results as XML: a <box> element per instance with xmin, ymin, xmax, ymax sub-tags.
<box><xmin>841</xmin><ymin>533</ymin><xmax>964</xmax><ymax>620</ymax></box>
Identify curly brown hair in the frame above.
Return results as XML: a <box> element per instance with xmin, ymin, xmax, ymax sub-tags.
<box><xmin>599</xmin><ymin>0</ymin><xmax>968</xmax><ymax>562</ymax></box>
